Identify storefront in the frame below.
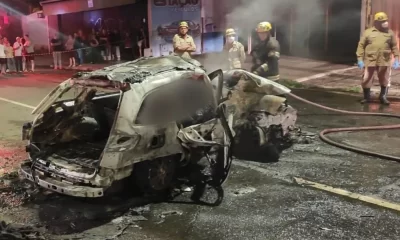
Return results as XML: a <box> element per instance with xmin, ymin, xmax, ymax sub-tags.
<box><xmin>149</xmin><ymin>0</ymin><xmax>202</xmax><ymax>56</ymax></box>
<box><xmin>41</xmin><ymin>0</ymin><xmax>148</xmax><ymax>40</ymax></box>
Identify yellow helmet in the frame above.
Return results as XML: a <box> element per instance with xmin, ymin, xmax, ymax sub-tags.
<box><xmin>256</xmin><ymin>22</ymin><xmax>272</xmax><ymax>33</ymax></box>
<box><xmin>225</xmin><ymin>28</ymin><xmax>236</xmax><ymax>36</ymax></box>
<box><xmin>374</xmin><ymin>12</ymin><xmax>388</xmax><ymax>21</ymax></box>
<box><xmin>179</xmin><ymin>21</ymin><xmax>189</xmax><ymax>28</ymax></box>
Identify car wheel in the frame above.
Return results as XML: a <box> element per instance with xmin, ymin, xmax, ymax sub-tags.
<box><xmin>131</xmin><ymin>156</ymin><xmax>179</xmax><ymax>195</ymax></box>
<box><xmin>233</xmin><ymin>121</ymin><xmax>281</xmax><ymax>163</ymax></box>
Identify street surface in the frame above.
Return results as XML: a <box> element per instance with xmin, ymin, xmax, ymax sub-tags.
<box><xmin>1</xmin><ymin>68</ymin><xmax>400</xmax><ymax>239</ymax></box>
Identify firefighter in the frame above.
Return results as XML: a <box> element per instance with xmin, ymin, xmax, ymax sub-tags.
<box><xmin>224</xmin><ymin>28</ymin><xmax>246</xmax><ymax>69</ymax></box>
<box><xmin>356</xmin><ymin>12</ymin><xmax>400</xmax><ymax>105</ymax></box>
<box><xmin>173</xmin><ymin>21</ymin><xmax>196</xmax><ymax>59</ymax></box>
<box><xmin>251</xmin><ymin>22</ymin><xmax>280</xmax><ymax>81</ymax></box>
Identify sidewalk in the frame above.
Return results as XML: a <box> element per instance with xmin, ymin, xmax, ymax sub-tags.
<box><xmin>34</xmin><ymin>54</ymin><xmax>114</xmax><ymax>71</ymax></box>
<box><xmin>295</xmin><ymin>67</ymin><xmax>400</xmax><ymax>98</ymax></box>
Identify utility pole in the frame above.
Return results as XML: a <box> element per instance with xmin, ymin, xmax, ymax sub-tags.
<box><xmin>324</xmin><ymin>0</ymin><xmax>331</xmax><ymax>52</ymax></box>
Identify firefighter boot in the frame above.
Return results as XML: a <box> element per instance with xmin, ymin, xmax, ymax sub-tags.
<box><xmin>379</xmin><ymin>86</ymin><xmax>390</xmax><ymax>105</ymax></box>
<box><xmin>360</xmin><ymin>88</ymin><xmax>371</xmax><ymax>104</ymax></box>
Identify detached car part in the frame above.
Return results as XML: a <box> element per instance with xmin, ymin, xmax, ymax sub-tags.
<box><xmin>220</xmin><ymin>70</ymin><xmax>298</xmax><ymax>162</ymax></box>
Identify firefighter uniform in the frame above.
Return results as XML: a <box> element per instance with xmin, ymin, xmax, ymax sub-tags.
<box><xmin>173</xmin><ymin>21</ymin><xmax>196</xmax><ymax>59</ymax></box>
<box><xmin>224</xmin><ymin>28</ymin><xmax>246</xmax><ymax>69</ymax></box>
<box><xmin>251</xmin><ymin>22</ymin><xmax>280</xmax><ymax>81</ymax></box>
<box><xmin>356</xmin><ymin>12</ymin><xmax>400</xmax><ymax>105</ymax></box>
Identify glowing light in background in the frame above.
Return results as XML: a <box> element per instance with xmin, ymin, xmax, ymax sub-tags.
<box><xmin>0</xmin><ymin>2</ymin><xmax>25</xmax><ymax>17</ymax></box>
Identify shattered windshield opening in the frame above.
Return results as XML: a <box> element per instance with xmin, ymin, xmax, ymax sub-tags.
<box><xmin>136</xmin><ymin>78</ymin><xmax>216</xmax><ymax>126</ymax></box>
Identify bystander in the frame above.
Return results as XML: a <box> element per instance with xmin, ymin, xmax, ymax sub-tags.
<box><xmin>74</xmin><ymin>32</ymin><xmax>84</xmax><ymax>66</ymax></box>
<box><xmin>51</xmin><ymin>33</ymin><xmax>63</xmax><ymax>70</ymax></box>
<box><xmin>23</xmin><ymin>35</ymin><xmax>35</xmax><ymax>72</ymax></box>
<box><xmin>99</xmin><ymin>29</ymin><xmax>109</xmax><ymax>61</ymax></box>
<box><xmin>110</xmin><ymin>29</ymin><xmax>121</xmax><ymax>61</ymax></box>
<box><xmin>13</xmin><ymin>37</ymin><xmax>23</xmax><ymax>73</ymax></box>
<box><xmin>65</xmin><ymin>34</ymin><xmax>76</xmax><ymax>68</ymax></box>
<box><xmin>88</xmin><ymin>34</ymin><xmax>101</xmax><ymax>63</ymax></box>
<box><xmin>123</xmin><ymin>31</ymin><xmax>134</xmax><ymax>60</ymax></box>
<box><xmin>4</xmin><ymin>40</ymin><xmax>15</xmax><ymax>73</ymax></box>
<box><xmin>0</xmin><ymin>39</ymin><xmax>6</xmax><ymax>74</ymax></box>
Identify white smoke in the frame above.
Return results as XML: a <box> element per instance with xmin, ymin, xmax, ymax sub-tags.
<box><xmin>231</xmin><ymin>0</ymin><xmax>324</xmax><ymax>29</ymax></box>
<box><xmin>200</xmin><ymin>0</ymin><xmax>361</xmax><ymax>73</ymax></box>
<box><xmin>200</xmin><ymin>0</ymin><xmax>326</xmax><ymax>72</ymax></box>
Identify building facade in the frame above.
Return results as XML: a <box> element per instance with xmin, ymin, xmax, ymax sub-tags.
<box><xmin>39</xmin><ymin>0</ymin><xmax>395</xmax><ymax>62</ymax></box>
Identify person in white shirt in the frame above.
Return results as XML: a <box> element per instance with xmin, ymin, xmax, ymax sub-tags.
<box><xmin>0</xmin><ymin>39</ymin><xmax>6</xmax><ymax>74</ymax></box>
<box><xmin>65</xmin><ymin>34</ymin><xmax>76</xmax><ymax>68</ymax></box>
<box><xmin>4</xmin><ymin>39</ymin><xmax>15</xmax><ymax>73</ymax></box>
<box><xmin>13</xmin><ymin>37</ymin><xmax>23</xmax><ymax>73</ymax></box>
<box><xmin>23</xmin><ymin>34</ymin><xmax>35</xmax><ymax>72</ymax></box>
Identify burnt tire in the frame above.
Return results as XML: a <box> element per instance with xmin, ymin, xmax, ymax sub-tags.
<box><xmin>233</xmin><ymin>122</ymin><xmax>281</xmax><ymax>163</ymax></box>
<box><xmin>131</xmin><ymin>156</ymin><xmax>178</xmax><ymax>196</ymax></box>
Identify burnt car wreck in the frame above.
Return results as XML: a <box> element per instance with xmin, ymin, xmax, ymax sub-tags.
<box><xmin>19</xmin><ymin>55</ymin><xmax>298</xmax><ymax>198</ymax></box>
<box><xmin>221</xmin><ymin>70</ymin><xmax>298</xmax><ymax>162</ymax></box>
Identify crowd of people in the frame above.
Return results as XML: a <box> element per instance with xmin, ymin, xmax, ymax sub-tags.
<box><xmin>0</xmin><ymin>27</ymin><xmax>147</xmax><ymax>74</ymax></box>
<box><xmin>49</xmin><ymin>28</ymin><xmax>147</xmax><ymax>70</ymax></box>
<box><xmin>0</xmin><ymin>34</ymin><xmax>35</xmax><ymax>74</ymax></box>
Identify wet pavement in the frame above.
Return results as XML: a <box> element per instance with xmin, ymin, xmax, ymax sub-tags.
<box><xmin>1</xmin><ymin>72</ymin><xmax>400</xmax><ymax>239</ymax></box>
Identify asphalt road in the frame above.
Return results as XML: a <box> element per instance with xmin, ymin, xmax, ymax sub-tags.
<box><xmin>1</xmin><ymin>71</ymin><xmax>400</xmax><ymax>240</ymax></box>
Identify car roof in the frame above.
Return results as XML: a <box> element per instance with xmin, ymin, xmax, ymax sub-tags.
<box><xmin>72</xmin><ymin>55</ymin><xmax>205</xmax><ymax>84</ymax></box>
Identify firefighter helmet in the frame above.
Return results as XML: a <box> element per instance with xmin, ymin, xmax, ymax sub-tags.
<box><xmin>256</xmin><ymin>22</ymin><xmax>272</xmax><ymax>33</ymax></box>
<box><xmin>179</xmin><ymin>21</ymin><xmax>189</xmax><ymax>28</ymax></box>
<box><xmin>374</xmin><ymin>12</ymin><xmax>388</xmax><ymax>21</ymax></box>
<box><xmin>225</xmin><ymin>28</ymin><xmax>236</xmax><ymax>36</ymax></box>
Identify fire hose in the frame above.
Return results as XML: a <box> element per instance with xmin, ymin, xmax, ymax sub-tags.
<box><xmin>288</xmin><ymin>92</ymin><xmax>400</xmax><ymax>162</ymax></box>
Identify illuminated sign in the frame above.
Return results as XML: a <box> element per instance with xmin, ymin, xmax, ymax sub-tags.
<box><xmin>154</xmin><ymin>0</ymin><xmax>200</xmax><ymax>7</ymax></box>
<box><xmin>88</xmin><ymin>0</ymin><xmax>94</xmax><ymax>8</ymax></box>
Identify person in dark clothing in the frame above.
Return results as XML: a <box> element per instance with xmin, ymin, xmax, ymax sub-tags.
<box><xmin>50</xmin><ymin>33</ymin><xmax>63</xmax><ymax>69</ymax></box>
<box><xmin>73</xmin><ymin>32</ymin><xmax>83</xmax><ymax>66</ymax></box>
<box><xmin>251</xmin><ymin>22</ymin><xmax>280</xmax><ymax>81</ymax></box>
<box><xmin>122</xmin><ymin>31</ymin><xmax>134</xmax><ymax>61</ymax></box>
<box><xmin>98</xmin><ymin>29</ymin><xmax>109</xmax><ymax>61</ymax></box>
<box><xmin>110</xmin><ymin>29</ymin><xmax>121</xmax><ymax>61</ymax></box>
<box><xmin>88</xmin><ymin>34</ymin><xmax>102</xmax><ymax>63</ymax></box>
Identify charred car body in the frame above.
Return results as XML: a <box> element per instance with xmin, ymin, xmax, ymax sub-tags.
<box><xmin>221</xmin><ymin>70</ymin><xmax>298</xmax><ymax>162</ymax></box>
<box><xmin>20</xmin><ymin>56</ymin><xmax>233</xmax><ymax>198</ymax></box>
<box><xmin>19</xmin><ymin>55</ymin><xmax>298</xmax><ymax>198</ymax></box>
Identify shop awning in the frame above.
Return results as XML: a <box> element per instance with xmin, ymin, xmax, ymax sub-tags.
<box><xmin>41</xmin><ymin>0</ymin><xmax>137</xmax><ymax>16</ymax></box>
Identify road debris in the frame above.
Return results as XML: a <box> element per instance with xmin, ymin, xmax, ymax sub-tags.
<box><xmin>159</xmin><ymin>210</ymin><xmax>183</xmax><ymax>219</ymax></box>
<box><xmin>319</xmin><ymin>227</ymin><xmax>332</xmax><ymax>231</ymax></box>
<box><xmin>0</xmin><ymin>174</ymin><xmax>37</xmax><ymax>208</ymax></box>
<box><xmin>232</xmin><ymin>187</ymin><xmax>256</xmax><ymax>196</ymax></box>
<box><xmin>0</xmin><ymin>143</ymin><xmax>27</xmax><ymax>177</ymax></box>
<box><xmin>292</xmin><ymin>130</ymin><xmax>316</xmax><ymax>145</ymax></box>
<box><xmin>0</xmin><ymin>221</ymin><xmax>46</xmax><ymax>240</ymax></box>
<box><xmin>111</xmin><ymin>215</ymin><xmax>147</xmax><ymax>225</ymax></box>
<box><xmin>130</xmin><ymin>205</ymin><xmax>151</xmax><ymax>215</ymax></box>
<box><xmin>105</xmin><ymin>224</ymin><xmax>132</xmax><ymax>240</ymax></box>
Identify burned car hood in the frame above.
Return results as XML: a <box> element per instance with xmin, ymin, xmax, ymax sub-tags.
<box><xmin>223</xmin><ymin>69</ymin><xmax>291</xmax><ymax>95</ymax></box>
<box><xmin>73</xmin><ymin>55</ymin><xmax>205</xmax><ymax>84</ymax></box>
<box><xmin>32</xmin><ymin>79</ymin><xmax>73</xmax><ymax>115</ymax></box>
